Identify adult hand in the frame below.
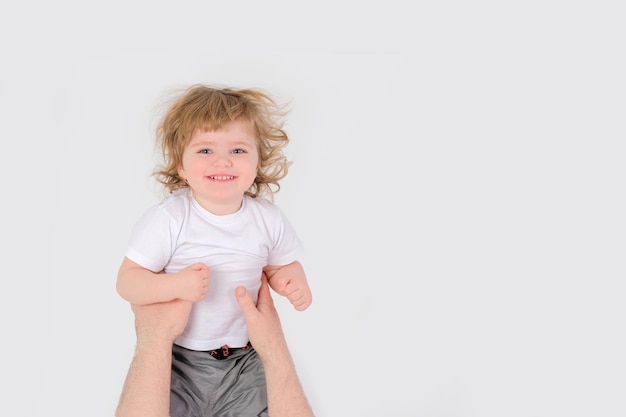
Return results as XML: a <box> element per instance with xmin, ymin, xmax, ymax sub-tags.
<box><xmin>235</xmin><ymin>275</ymin><xmax>287</xmax><ymax>364</ymax></box>
<box><xmin>236</xmin><ymin>275</ymin><xmax>316</xmax><ymax>417</ymax></box>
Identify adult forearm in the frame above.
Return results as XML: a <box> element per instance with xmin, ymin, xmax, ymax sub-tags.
<box><xmin>264</xmin><ymin>345</ymin><xmax>315</xmax><ymax>417</ymax></box>
<box><xmin>116</xmin><ymin>339</ymin><xmax>173</xmax><ymax>417</ymax></box>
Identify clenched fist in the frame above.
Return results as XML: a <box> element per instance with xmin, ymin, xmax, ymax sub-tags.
<box><xmin>174</xmin><ymin>262</ymin><xmax>210</xmax><ymax>302</ymax></box>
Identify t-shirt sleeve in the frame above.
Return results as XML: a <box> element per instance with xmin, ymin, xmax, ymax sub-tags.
<box><xmin>267</xmin><ymin>208</ymin><xmax>304</xmax><ymax>266</ymax></box>
<box><xmin>125</xmin><ymin>205</ymin><xmax>176</xmax><ymax>273</ymax></box>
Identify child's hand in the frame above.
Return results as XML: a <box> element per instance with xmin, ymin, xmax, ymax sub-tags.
<box><xmin>174</xmin><ymin>263</ymin><xmax>210</xmax><ymax>302</ymax></box>
<box><xmin>270</xmin><ymin>274</ymin><xmax>312</xmax><ymax>311</ymax></box>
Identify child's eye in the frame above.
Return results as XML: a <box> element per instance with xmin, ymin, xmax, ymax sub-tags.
<box><xmin>232</xmin><ymin>148</ymin><xmax>246</xmax><ymax>154</ymax></box>
<box><xmin>199</xmin><ymin>149</ymin><xmax>212</xmax><ymax>154</ymax></box>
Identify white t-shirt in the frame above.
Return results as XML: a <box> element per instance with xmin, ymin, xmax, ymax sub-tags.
<box><xmin>125</xmin><ymin>188</ymin><xmax>303</xmax><ymax>350</ymax></box>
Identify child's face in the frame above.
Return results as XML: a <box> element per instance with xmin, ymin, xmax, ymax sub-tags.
<box><xmin>178</xmin><ymin>118</ymin><xmax>259</xmax><ymax>215</ymax></box>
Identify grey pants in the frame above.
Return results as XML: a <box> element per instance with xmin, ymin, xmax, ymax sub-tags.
<box><xmin>170</xmin><ymin>343</ymin><xmax>268</xmax><ymax>417</ymax></box>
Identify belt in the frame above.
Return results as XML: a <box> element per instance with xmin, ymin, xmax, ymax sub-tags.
<box><xmin>209</xmin><ymin>341</ymin><xmax>252</xmax><ymax>360</ymax></box>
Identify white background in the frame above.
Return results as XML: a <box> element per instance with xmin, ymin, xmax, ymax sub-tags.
<box><xmin>1</xmin><ymin>2</ymin><xmax>624</xmax><ymax>416</ymax></box>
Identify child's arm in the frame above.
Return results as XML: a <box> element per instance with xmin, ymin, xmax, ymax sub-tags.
<box><xmin>116</xmin><ymin>257</ymin><xmax>210</xmax><ymax>305</ymax></box>
<box><xmin>264</xmin><ymin>261</ymin><xmax>312</xmax><ymax>311</ymax></box>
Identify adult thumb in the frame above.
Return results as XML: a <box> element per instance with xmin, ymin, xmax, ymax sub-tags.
<box><xmin>235</xmin><ymin>286</ymin><xmax>254</xmax><ymax>313</ymax></box>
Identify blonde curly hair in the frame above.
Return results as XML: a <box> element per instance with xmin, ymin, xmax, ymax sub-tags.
<box><xmin>153</xmin><ymin>84</ymin><xmax>291</xmax><ymax>201</ymax></box>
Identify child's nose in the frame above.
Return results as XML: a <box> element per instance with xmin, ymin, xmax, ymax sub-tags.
<box><xmin>213</xmin><ymin>153</ymin><xmax>233</xmax><ymax>167</ymax></box>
